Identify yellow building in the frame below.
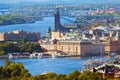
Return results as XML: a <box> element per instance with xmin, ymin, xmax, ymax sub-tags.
<box><xmin>40</xmin><ymin>40</ymin><xmax>104</xmax><ymax>57</ymax></box>
<box><xmin>104</xmin><ymin>40</ymin><xmax>120</xmax><ymax>55</ymax></box>
<box><xmin>51</xmin><ymin>31</ymin><xmax>63</xmax><ymax>40</ymax></box>
<box><xmin>57</xmin><ymin>40</ymin><xmax>81</xmax><ymax>55</ymax></box>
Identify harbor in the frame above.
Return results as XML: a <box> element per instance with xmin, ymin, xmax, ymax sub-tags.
<box><xmin>0</xmin><ymin>56</ymin><xmax>112</xmax><ymax>76</ymax></box>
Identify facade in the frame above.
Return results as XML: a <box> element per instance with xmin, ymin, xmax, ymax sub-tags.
<box><xmin>40</xmin><ymin>40</ymin><xmax>104</xmax><ymax>57</ymax></box>
<box><xmin>104</xmin><ymin>40</ymin><xmax>120</xmax><ymax>54</ymax></box>
<box><xmin>57</xmin><ymin>40</ymin><xmax>81</xmax><ymax>55</ymax></box>
<box><xmin>0</xmin><ymin>33</ymin><xmax>4</xmax><ymax>41</ymax></box>
<box><xmin>51</xmin><ymin>31</ymin><xmax>63</xmax><ymax>40</ymax></box>
<box><xmin>40</xmin><ymin>41</ymin><xmax>55</xmax><ymax>51</ymax></box>
<box><xmin>57</xmin><ymin>40</ymin><xmax>104</xmax><ymax>56</ymax></box>
<box><xmin>0</xmin><ymin>30</ymin><xmax>40</xmax><ymax>41</ymax></box>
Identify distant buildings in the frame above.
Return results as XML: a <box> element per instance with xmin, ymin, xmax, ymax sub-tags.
<box><xmin>40</xmin><ymin>6</ymin><xmax>120</xmax><ymax>57</ymax></box>
<box><xmin>88</xmin><ymin>8</ymin><xmax>115</xmax><ymax>15</ymax></box>
<box><xmin>40</xmin><ymin>23</ymin><xmax>120</xmax><ymax>57</ymax></box>
<box><xmin>0</xmin><ymin>30</ymin><xmax>40</xmax><ymax>41</ymax></box>
<box><xmin>54</xmin><ymin>6</ymin><xmax>78</xmax><ymax>32</ymax></box>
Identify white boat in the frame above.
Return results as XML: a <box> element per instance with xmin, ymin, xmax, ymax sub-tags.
<box><xmin>51</xmin><ymin>54</ymin><xmax>57</xmax><ymax>59</ymax></box>
<box><xmin>8</xmin><ymin>53</ymin><xmax>13</xmax><ymax>59</ymax></box>
<box><xmin>9</xmin><ymin>54</ymin><xmax>13</xmax><ymax>59</ymax></box>
<box><xmin>30</xmin><ymin>54</ymin><xmax>34</xmax><ymax>59</ymax></box>
<box><xmin>37</xmin><ymin>53</ymin><xmax>42</xmax><ymax>59</ymax></box>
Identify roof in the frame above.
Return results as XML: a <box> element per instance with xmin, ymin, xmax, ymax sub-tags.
<box><xmin>94</xmin><ymin>26</ymin><xmax>106</xmax><ymax>30</ymax></box>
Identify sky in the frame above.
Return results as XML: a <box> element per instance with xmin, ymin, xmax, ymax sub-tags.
<box><xmin>0</xmin><ymin>0</ymin><xmax>120</xmax><ymax>4</ymax></box>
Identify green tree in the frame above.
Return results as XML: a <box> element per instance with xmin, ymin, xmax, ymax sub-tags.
<box><xmin>0</xmin><ymin>60</ymin><xmax>31</xmax><ymax>79</ymax></box>
<box><xmin>4</xmin><ymin>42</ymin><xmax>20</xmax><ymax>53</ymax></box>
<box><xmin>0</xmin><ymin>66</ymin><xmax>3</xmax><ymax>78</ymax></box>
<box><xmin>54</xmin><ymin>74</ymin><xmax>67</xmax><ymax>80</ymax></box>
<box><xmin>66</xmin><ymin>70</ymin><xmax>80</xmax><ymax>80</ymax></box>
<box><xmin>5</xmin><ymin>59</ymin><xmax>12</xmax><ymax>67</ymax></box>
<box><xmin>0</xmin><ymin>51</ymin><xmax>5</xmax><ymax>56</ymax></box>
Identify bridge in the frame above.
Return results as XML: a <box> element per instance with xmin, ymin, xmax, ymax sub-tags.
<box><xmin>0</xmin><ymin>9</ymin><xmax>76</xmax><ymax>25</ymax></box>
<box><xmin>0</xmin><ymin>10</ymin><xmax>25</xmax><ymax>15</ymax></box>
<box><xmin>61</xmin><ymin>17</ymin><xmax>75</xmax><ymax>23</ymax></box>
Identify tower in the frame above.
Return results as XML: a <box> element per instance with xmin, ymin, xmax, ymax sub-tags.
<box><xmin>54</xmin><ymin>6</ymin><xmax>61</xmax><ymax>31</ymax></box>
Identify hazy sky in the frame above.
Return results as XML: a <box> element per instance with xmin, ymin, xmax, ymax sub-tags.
<box><xmin>0</xmin><ymin>0</ymin><xmax>120</xmax><ymax>4</ymax></box>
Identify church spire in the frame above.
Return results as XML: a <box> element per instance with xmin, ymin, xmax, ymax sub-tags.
<box><xmin>55</xmin><ymin>6</ymin><xmax>60</xmax><ymax>14</ymax></box>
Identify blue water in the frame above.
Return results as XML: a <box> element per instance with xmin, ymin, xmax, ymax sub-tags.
<box><xmin>0</xmin><ymin>16</ymin><xmax>112</xmax><ymax>76</ymax></box>
<box><xmin>0</xmin><ymin>57</ymin><xmax>111</xmax><ymax>76</ymax></box>
<box><xmin>0</xmin><ymin>17</ymin><xmax>54</xmax><ymax>36</ymax></box>
<box><xmin>0</xmin><ymin>17</ymin><xmax>74</xmax><ymax>36</ymax></box>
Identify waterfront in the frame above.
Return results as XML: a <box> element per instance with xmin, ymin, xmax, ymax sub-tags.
<box><xmin>0</xmin><ymin>57</ymin><xmax>111</xmax><ymax>76</ymax></box>
<box><xmin>0</xmin><ymin>16</ymin><xmax>112</xmax><ymax>76</ymax></box>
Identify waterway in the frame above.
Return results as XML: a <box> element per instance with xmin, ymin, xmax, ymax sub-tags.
<box><xmin>0</xmin><ymin>16</ymin><xmax>111</xmax><ymax>76</ymax></box>
<box><xmin>0</xmin><ymin>16</ymin><xmax>75</xmax><ymax>36</ymax></box>
<box><xmin>0</xmin><ymin>57</ymin><xmax>111</xmax><ymax>76</ymax></box>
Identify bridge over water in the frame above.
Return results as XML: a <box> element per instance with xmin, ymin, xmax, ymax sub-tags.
<box><xmin>0</xmin><ymin>10</ymin><xmax>26</xmax><ymax>15</ymax></box>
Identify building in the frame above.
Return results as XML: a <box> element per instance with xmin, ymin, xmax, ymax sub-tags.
<box><xmin>58</xmin><ymin>40</ymin><xmax>104</xmax><ymax>56</ymax></box>
<box><xmin>51</xmin><ymin>31</ymin><xmax>63</xmax><ymax>40</ymax></box>
<box><xmin>104</xmin><ymin>40</ymin><xmax>120</xmax><ymax>55</ymax></box>
<box><xmin>54</xmin><ymin>6</ymin><xmax>78</xmax><ymax>32</ymax></box>
<box><xmin>57</xmin><ymin>40</ymin><xmax>81</xmax><ymax>55</ymax></box>
<box><xmin>40</xmin><ymin>40</ymin><xmax>104</xmax><ymax>57</ymax></box>
<box><xmin>88</xmin><ymin>8</ymin><xmax>115</xmax><ymax>15</ymax></box>
<box><xmin>99</xmin><ymin>29</ymin><xmax>120</xmax><ymax>55</ymax></box>
<box><xmin>54</xmin><ymin>6</ymin><xmax>61</xmax><ymax>31</ymax></box>
<box><xmin>0</xmin><ymin>30</ymin><xmax>40</xmax><ymax>41</ymax></box>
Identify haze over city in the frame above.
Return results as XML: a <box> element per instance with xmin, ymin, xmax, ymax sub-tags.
<box><xmin>0</xmin><ymin>0</ymin><xmax>120</xmax><ymax>4</ymax></box>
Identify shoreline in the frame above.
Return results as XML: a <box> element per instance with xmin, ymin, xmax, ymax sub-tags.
<box><xmin>0</xmin><ymin>54</ymin><xmax>111</xmax><ymax>59</ymax></box>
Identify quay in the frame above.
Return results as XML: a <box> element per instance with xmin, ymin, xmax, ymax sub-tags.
<box><xmin>0</xmin><ymin>52</ymin><xmax>81</xmax><ymax>59</ymax></box>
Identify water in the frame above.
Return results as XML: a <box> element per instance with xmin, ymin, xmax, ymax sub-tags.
<box><xmin>0</xmin><ymin>57</ymin><xmax>111</xmax><ymax>76</ymax></box>
<box><xmin>0</xmin><ymin>16</ymin><xmax>112</xmax><ymax>76</ymax></box>
<box><xmin>0</xmin><ymin>17</ymin><xmax>75</xmax><ymax>36</ymax></box>
<box><xmin>0</xmin><ymin>17</ymin><xmax>54</xmax><ymax>36</ymax></box>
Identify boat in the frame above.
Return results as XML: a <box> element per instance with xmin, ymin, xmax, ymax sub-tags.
<box><xmin>37</xmin><ymin>53</ymin><xmax>42</xmax><ymax>59</ymax></box>
<box><xmin>8</xmin><ymin>54</ymin><xmax>13</xmax><ymax>60</ymax></box>
<box><xmin>51</xmin><ymin>54</ymin><xmax>57</xmax><ymax>59</ymax></box>
<box><xmin>42</xmin><ymin>53</ymin><xmax>52</xmax><ymax>58</ymax></box>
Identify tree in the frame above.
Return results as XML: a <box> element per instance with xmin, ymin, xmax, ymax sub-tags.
<box><xmin>4</xmin><ymin>42</ymin><xmax>20</xmax><ymax>53</ymax></box>
<box><xmin>0</xmin><ymin>66</ymin><xmax>3</xmax><ymax>78</ymax></box>
<box><xmin>116</xmin><ymin>20</ymin><xmax>120</xmax><ymax>24</ymax></box>
<box><xmin>54</xmin><ymin>74</ymin><xmax>67</xmax><ymax>80</ymax></box>
<box><xmin>0</xmin><ymin>60</ymin><xmax>31</xmax><ymax>79</ymax></box>
<box><xmin>26</xmin><ymin>43</ymin><xmax>34</xmax><ymax>53</ymax></box>
<box><xmin>5</xmin><ymin>59</ymin><xmax>12</xmax><ymax>67</ymax></box>
<box><xmin>66</xmin><ymin>70</ymin><xmax>80</xmax><ymax>80</ymax></box>
<box><xmin>0</xmin><ymin>51</ymin><xmax>5</xmax><ymax>56</ymax></box>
